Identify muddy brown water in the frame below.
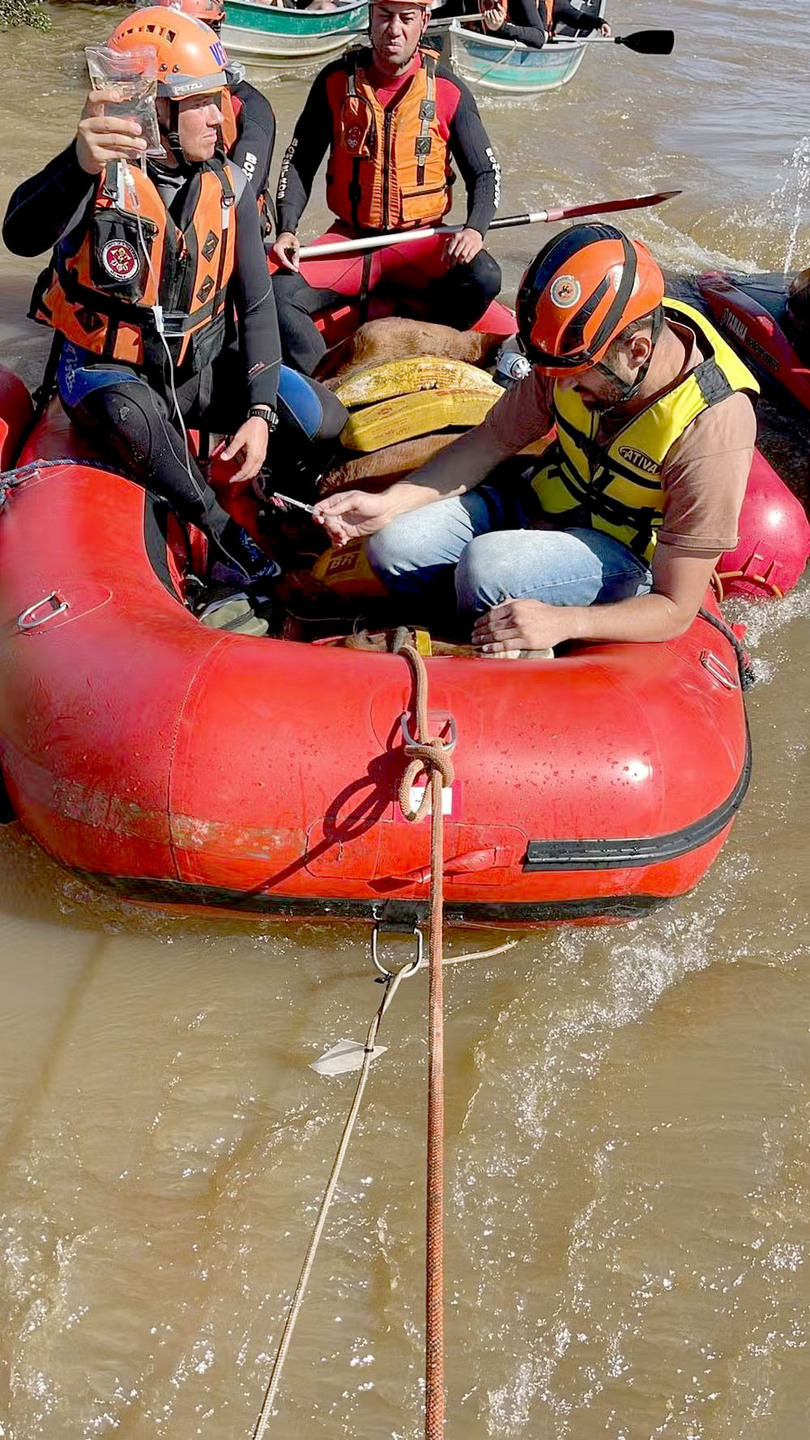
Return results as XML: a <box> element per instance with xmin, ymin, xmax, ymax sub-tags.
<box><xmin>0</xmin><ymin>2</ymin><xmax>808</xmax><ymax>1437</ymax></box>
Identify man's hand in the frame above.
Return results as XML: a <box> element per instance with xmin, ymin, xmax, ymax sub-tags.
<box><xmin>472</xmin><ymin>599</ymin><xmax>576</xmax><ymax>654</ymax></box>
<box><xmin>444</xmin><ymin>227</ymin><xmax>484</xmax><ymax>266</ymax></box>
<box><xmin>270</xmin><ymin>230</ymin><xmax>301</xmax><ymax>272</ymax></box>
<box><xmin>598</xmin><ymin>20</ymin><xmax>612</xmax><ymax>35</ymax></box>
<box><xmin>220</xmin><ymin>416</ymin><xmax>270</xmax><ymax>483</ymax></box>
<box><xmin>76</xmin><ymin>90</ymin><xmax>148</xmax><ymax>175</ymax></box>
<box><xmin>312</xmin><ymin>488</ymin><xmax>398</xmax><ymax>547</ymax></box>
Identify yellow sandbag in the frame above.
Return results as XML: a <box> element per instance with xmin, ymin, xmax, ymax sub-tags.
<box><xmin>341</xmin><ymin>388</ymin><xmax>499</xmax><ymax>453</ymax></box>
<box><xmin>335</xmin><ymin>355</ymin><xmax>501</xmax><ymax>408</ymax></box>
<box><xmin>310</xmin><ymin>538</ymin><xmax>388</xmax><ymax>597</ymax></box>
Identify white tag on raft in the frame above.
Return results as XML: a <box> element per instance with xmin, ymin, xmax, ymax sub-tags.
<box><xmin>310</xmin><ymin>1039</ymin><xmax>387</xmax><ymax>1077</ymax></box>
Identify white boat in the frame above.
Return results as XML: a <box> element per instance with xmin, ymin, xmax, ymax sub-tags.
<box><xmin>448</xmin><ymin>0</ymin><xmax>605</xmax><ymax>95</ymax></box>
<box><xmin>222</xmin><ymin>0</ymin><xmax>369</xmax><ymax>71</ymax></box>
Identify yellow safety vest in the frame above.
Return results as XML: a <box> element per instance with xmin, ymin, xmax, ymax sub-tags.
<box><xmin>531</xmin><ymin>299</ymin><xmax>759</xmax><ymax>564</ymax></box>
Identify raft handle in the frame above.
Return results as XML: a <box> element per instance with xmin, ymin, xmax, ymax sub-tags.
<box><xmin>17</xmin><ymin>592</ymin><xmax>69</xmax><ymax>632</ymax></box>
<box><xmin>700</xmin><ymin>649</ymin><xmax>738</xmax><ymax>690</ymax></box>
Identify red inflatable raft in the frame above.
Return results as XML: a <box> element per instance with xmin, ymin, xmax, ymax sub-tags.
<box><xmin>0</xmin><ymin>365</ymin><xmax>806</xmax><ymax>927</ymax></box>
<box><xmin>698</xmin><ymin>271</ymin><xmax>810</xmax><ymax>419</ymax></box>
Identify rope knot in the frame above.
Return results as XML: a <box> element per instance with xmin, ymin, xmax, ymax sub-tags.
<box><xmin>399</xmin><ymin>737</ymin><xmax>455</xmax><ymax>823</ymax></box>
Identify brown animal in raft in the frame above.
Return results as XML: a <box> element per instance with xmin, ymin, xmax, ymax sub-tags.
<box><xmin>314</xmin><ymin>317</ymin><xmax>505</xmax><ymax>386</ymax></box>
<box><xmin>314</xmin><ymin>316</ymin><xmax>510</xmax><ymax>497</ymax></box>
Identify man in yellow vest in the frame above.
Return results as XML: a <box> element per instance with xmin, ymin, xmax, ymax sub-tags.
<box><xmin>269</xmin><ymin>0</ymin><xmax>502</xmax><ymax>375</ymax></box>
<box><xmin>312</xmin><ymin>225</ymin><xmax>759</xmax><ymax>651</ymax></box>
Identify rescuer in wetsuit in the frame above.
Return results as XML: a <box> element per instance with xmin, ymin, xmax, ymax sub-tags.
<box><xmin>477</xmin><ymin>0</ymin><xmax>610</xmax><ymax>50</ymax></box>
<box><xmin>153</xmin><ymin>0</ymin><xmax>277</xmax><ymax>208</ymax></box>
<box><xmin>3</xmin><ymin>7</ymin><xmax>283</xmax><ymax>590</ymax></box>
<box><xmin>269</xmin><ymin>0</ymin><xmax>502</xmax><ymax>376</ymax></box>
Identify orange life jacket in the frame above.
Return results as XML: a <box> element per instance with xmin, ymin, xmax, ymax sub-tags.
<box><xmin>31</xmin><ymin>158</ymin><xmax>238</xmax><ymax>375</ymax></box>
<box><xmin>478</xmin><ymin>0</ymin><xmax>553</xmax><ymax>32</ymax></box>
<box><xmin>325</xmin><ymin>50</ymin><xmax>454</xmax><ymax>232</ymax></box>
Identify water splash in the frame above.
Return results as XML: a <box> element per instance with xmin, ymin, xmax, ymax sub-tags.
<box><xmin>763</xmin><ymin>136</ymin><xmax>810</xmax><ymax>273</ymax></box>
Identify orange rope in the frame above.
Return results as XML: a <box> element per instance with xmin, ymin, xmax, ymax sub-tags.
<box><xmin>394</xmin><ymin>639</ymin><xmax>455</xmax><ymax>1439</ymax></box>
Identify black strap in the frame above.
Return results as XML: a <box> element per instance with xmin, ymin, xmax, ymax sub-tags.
<box><xmin>415</xmin><ymin>53</ymin><xmax>436</xmax><ymax>185</ymax></box>
<box><xmin>31</xmin><ymin>331</ymin><xmax>63</xmax><ymax>418</ymax></box>
<box><xmin>698</xmin><ymin>606</ymin><xmax>756</xmax><ymax>690</ymax></box>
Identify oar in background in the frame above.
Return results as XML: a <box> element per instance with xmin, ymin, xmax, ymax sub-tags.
<box><xmin>427</xmin><ymin>19</ymin><xmax>675</xmax><ymax>55</ymax></box>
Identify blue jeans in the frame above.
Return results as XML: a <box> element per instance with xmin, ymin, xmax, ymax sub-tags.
<box><xmin>365</xmin><ymin>485</ymin><xmax>653</xmax><ymax>617</ymax></box>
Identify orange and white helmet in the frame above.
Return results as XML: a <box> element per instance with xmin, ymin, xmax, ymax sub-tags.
<box><xmin>152</xmin><ymin>0</ymin><xmax>226</xmax><ymax>34</ymax></box>
<box><xmin>516</xmin><ymin>224</ymin><xmax>665</xmax><ymax>376</ymax></box>
<box><xmin>109</xmin><ymin>6</ymin><xmax>228</xmax><ymax>101</ymax></box>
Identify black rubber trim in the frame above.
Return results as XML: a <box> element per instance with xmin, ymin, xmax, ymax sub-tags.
<box><xmin>69</xmin><ymin>869</ymin><xmax>673</xmax><ymax>924</ymax></box>
<box><xmin>523</xmin><ymin>715</ymin><xmax>752</xmax><ymax>872</ymax></box>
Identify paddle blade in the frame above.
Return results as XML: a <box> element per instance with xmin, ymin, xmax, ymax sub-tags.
<box><xmin>617</xmin><ymin>28</ymin><xmax>675</xmax><ymax>55</ymax></box>
<box><xmin>548</xmin><ymin>189</ymin><xmax>682</xmax><ymax>223</ymax></box>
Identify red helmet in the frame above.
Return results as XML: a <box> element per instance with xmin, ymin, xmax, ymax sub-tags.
<box><xmin>153</xmin><ymin>0</ymin><xmax>226</xmax><ymax>30</ymax></box>
<box><xmin>108</xmin><ymin>6</ymin><xmax>228</xmax><ymax>100</ymax></box>
<box><xmin>516</xmin><ymin>224</ymin><xmax>665</xmax><ymax>376</ymax></box>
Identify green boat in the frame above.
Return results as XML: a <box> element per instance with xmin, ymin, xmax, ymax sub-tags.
<box><xmin>448</xmin><ymin>0</ymin><xmax>605</xmax><ymax>95</ymax></box>
<box><xmin>222</xmin><ymin>0</ymin><xmax>369</xmax><ymax>71</ymax></box>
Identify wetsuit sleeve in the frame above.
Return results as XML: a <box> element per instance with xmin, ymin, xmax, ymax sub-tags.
<box><xmin>441</xmin><ymin>70</ymin><xmax>500</xmax><ymax>235</ymax></box>
<box><xmin>275</xmin><ymin>67</ymin><xmax>333</xmax><ymax>235</ymax></box>
<box><xmin>553</xmin><ymin>1</ymin><xmax>605</xmax><ymax>32</ymax></box>
<box><xmin>230</xmin><ymin>80</ymin><xmax>276</xmax><ymax>198</ymax></box>
<box><xmin>2</xmin><ymin>141</ymin><xmax>95</xmax><ymax>257</ymax></box>
<box><xmin>499</xmin><ymin>0</ymin><xmax>548</xmax><ymax>48</ymax></box>
<box><xmin>233</xmin><ymin>187</ymin><xmax>282</xmax><ymax>408</ymax></box>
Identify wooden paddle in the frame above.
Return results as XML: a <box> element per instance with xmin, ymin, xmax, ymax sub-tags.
<box><xmin>296</xmin><ymin>189</ymin><xmax>681</xmax><ymax>260</ymax></box>
<box><xmin>428</xmin><ymin>18</ymin><xmax>675</xmax><ymax>54</ymax></box>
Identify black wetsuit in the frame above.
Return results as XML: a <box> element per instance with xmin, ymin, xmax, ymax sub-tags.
<box><xmin>229</xmin><ymin>75</ymin><xmax>276</xmax><ymax>205</ymax></box>
<box><xmin>498</xmin><ymin>0</ymin><xmax>604</xmax><ymax>49</ymax></box>
<box><xmin>4</xmin><ymin>142</ymin><xmax>282</xmax><ymax>579</ymax></box>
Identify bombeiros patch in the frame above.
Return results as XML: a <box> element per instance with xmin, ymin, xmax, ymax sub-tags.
<box><xmin>550</xmin><ymin>275</ymin><xmax>581</xmax><ymax>309</ymax></box>
<box><xmin>100</xmin><ymin>239</ymin><xmax>140</xmax><ymax>283</ymax></box>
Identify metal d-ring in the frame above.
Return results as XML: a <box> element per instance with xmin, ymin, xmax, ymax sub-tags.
<box><xmin>700</xmin><ymin>650</ymin><xmax>738</xmax><ymax>690</ymax></box>
<box><xmin>17</xmin><ymin>593</ymin><xmax>69</xmax><ymax>632</ymax></box>
<box><xmin>371</xmin><ymin>923</ymin><xmax>424</xmax><ymax>980</ymax></box>
<box><xmin>400</xmin><ymin>713</ymin><xmax>458</xmax><ymax>753</ymax></box>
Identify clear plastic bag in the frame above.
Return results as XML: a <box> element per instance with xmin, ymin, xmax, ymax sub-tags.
<box><xmin>85</xmin><ymin>44</ymin><xmax>162</xmax><ymax>157</ymax></box>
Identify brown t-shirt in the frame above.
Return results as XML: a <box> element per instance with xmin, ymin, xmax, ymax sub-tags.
<box><xmin>481</xmin><ymin>321</ymin><xmax>757</xmax><ymax>558</ymax></box>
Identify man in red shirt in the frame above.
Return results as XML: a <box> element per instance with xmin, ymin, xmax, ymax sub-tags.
<box><xmin>269</xmin><ymin>0</ymin><xmax>502</xmax><ymax>374</ymax></box>
<box><xmin>313</xmin><ymin>226</ymin><xmax>759</xmax><ymax>652</ymax></box>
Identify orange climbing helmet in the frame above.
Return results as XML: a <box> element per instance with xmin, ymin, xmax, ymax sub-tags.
<box><xmin>516</xmin><ymin>224</ymin><xmax>666</xmax><ymax>376</ymax></box>
<box><xmin>108</xmin><ymin>6</ymin><xmax>228</xmax><ymax>101</ymax></box>
<box><xmin>152</xmin><ymin>0</ymin><xmax>226</xmax><ymax>34</ymax></box>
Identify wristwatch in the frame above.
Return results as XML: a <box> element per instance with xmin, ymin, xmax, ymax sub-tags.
<box><xmin>248</xmin><ymin>405</ymin><xmax>278</xmax><ymax>432</ymax></box>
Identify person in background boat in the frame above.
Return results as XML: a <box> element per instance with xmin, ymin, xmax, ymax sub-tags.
<box><xmin>153</xmin><ymin>0</ymin><xmax>276</xmax><ymax>209</ymax></box>
<box><xmin>477</xmin><ymin>0</ymin><xmax>610</xmax><ymax>50</ymax></box>
<box><xmin>313</xmin><ymin>225</ymin><xmax>760</xmax><ymax>652</ymax></box>
<box><xmin>2</xmin><ymin>6</ymin><xmax>282</xmax><ymax>590</ymax></box>
<box><xmin>269</xmin><ymin>0</ymin><xmax>502</xmax><ymax>375</ymax></box>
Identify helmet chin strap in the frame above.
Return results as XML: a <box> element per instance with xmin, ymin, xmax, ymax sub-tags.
<box><xmin>593</xmin><ymin>307</ymin><xmax>664</xmax><ymax>409</ymax></box>
<box><xmin>163</xmin><ymin>101</ymin><xmax>186</xmax><ymax>164</ymax></box>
